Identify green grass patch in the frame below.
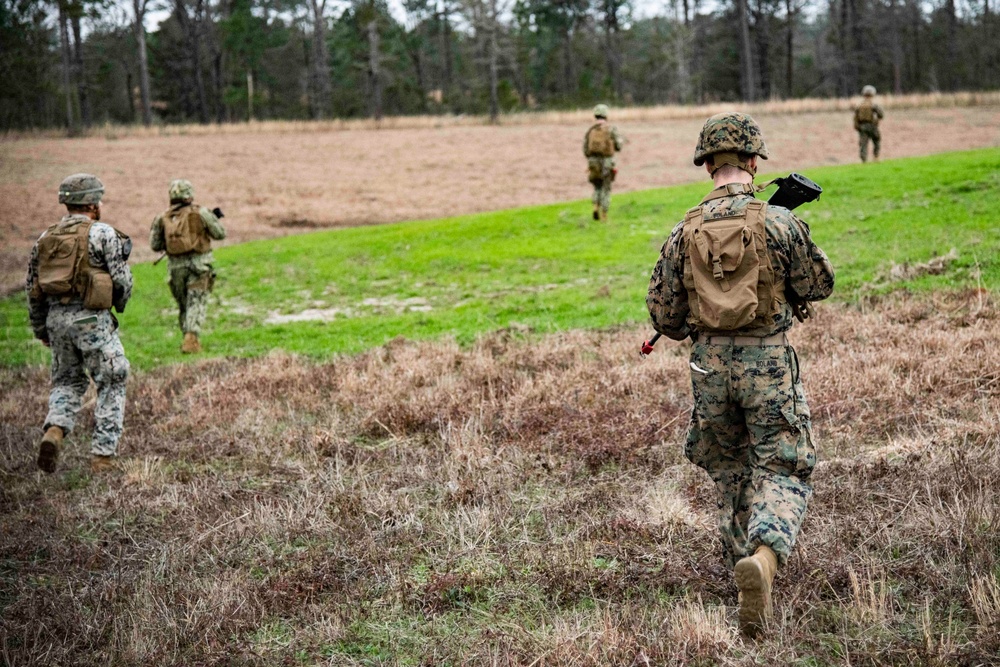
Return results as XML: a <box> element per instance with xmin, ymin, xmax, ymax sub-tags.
<box><xmin>2</xmin><ymin>148</ymin><xmax>998</xmax><ymax>369</ymax></box>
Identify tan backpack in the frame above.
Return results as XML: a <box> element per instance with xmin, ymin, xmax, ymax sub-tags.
<box><xmin>586</xmin><ymin>123</ymin><xmax>615</xmax><ymax>157</ymax></box>
<box><xmin>855</xmin><ymin>100</ymin><xmax>876</xmax><ymax>126</ymax></box>
<box><xmin>681</xmin><ymin>199</ymin><xmax>783</xmax><ymax>331</ymax></box>
<box><xmin>35</xmin><ymin>220</ymin><xmax>114</xmax><ymax>309</ymax></box>
<box><xmin>164</xmin><ymin>204</ymin><xmax>211</xmax><ymax>256</ymax></box>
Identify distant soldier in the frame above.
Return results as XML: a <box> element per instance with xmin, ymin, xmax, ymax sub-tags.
<box><xmin>854</xmin><ymin>85</ymin><xmax>884</xmax><ymax>163</ymax></box>
<box><xmin>584</xmin><ymin>103</ymin><xmax>624</xmax><ymax>222</ymax></box>
<box><xmin>27</xmin><ymin>174</ymin><xmax>133</xmax><ymax>474</ymax></box>
<box><xmin>646</xmin><ymin>113</ymin><xmax>835</xmax><ymax>636</ymax></box>
<box><xmin>150</xmin><ymin>179</ymin><xmax>226</xmax><ymax>354</ymax></box>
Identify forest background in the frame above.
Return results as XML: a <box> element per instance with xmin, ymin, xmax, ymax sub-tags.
<box><xmin>3</xmin><ymin>0</ymin><xmax>1000</xmax><ymax>132</ymax></box>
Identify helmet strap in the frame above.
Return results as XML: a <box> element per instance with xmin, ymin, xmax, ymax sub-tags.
<box><xmin>709</xmin><ymin>152</ymin><xmax>757</xmax><ymax>177</ymax></box>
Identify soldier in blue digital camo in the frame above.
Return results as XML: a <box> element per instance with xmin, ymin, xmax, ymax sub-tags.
<box><xmin>150</xmin><ymin>179</ymin><xmax>226</xmax><ymax>354</ymax></box>
<box><xmin>584</xmin><ymin>104</ymin><xmax>624</xmax><ymax>222</ymax></box>
<box><xmin>27</xmin><ymin>174</ymin><xmax>133</xmax><ymax>474</ymax></box>
<box><xmin>646</xmin><ymin>112</ymin><xmax>835</xmax><ymax>636</ymax></box>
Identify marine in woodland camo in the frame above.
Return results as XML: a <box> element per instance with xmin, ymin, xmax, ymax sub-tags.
<box><xmin>646</xmin><ymin>138</ymin><xmax>834</xmax><ymax>566</ymax></box>
<box><xmin>584</xmin><ymin>113</ymin><xmax>624</xmax><ymax>214</ymax></box>
<box><xmin>647</xmin><ymin>193</ymin><xmax>835</xmax><ymax>341</ymax></box>
<box><xmin>150</xmin><ymin>199</ymin><xmax>226</xmax><ymax>335</ymax></box>
<box><xmin>26</xmin><ymin>215</ymin><xmax>133</xmax><ymax>456</ymax></box>
<box><xmin>854</xmin><ymin>91</ymin><xmax>884</xmax><ymax>163</ymax></box>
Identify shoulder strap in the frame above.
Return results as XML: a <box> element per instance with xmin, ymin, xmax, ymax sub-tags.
<box><xmin>700</xmin><ymin>183</ymin><xmax>756</xmax><ymax>205</ymax></box>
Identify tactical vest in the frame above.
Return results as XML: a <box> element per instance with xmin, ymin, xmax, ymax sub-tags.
<box><xmin>163</xmin><ymin>204</ymin><xmax>211</xmax><ymax>256</ymax></box>
<box><xmin>681</xmin><ymin>193</ymin><xmax>783</xmax><ymax>332</ymax></box>
<box><xmin>35</xmin><ymin>220</ymin><xmax>114</xmax><ymax>310</ymax></box>
<box><xmin>586</xmin><ymin>123</ymin><xmax>615</xmax><ymax>158</ymax></box>
<box><xmin>856</xmin><ymin>100</ymin><xmax>877</xmax><ymax>125</ymax></box>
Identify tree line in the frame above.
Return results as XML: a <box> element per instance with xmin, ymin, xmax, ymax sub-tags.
<box><xmin>1</xmin><ymin>0</ymin><xmax>998</xmax><ymax>131</ymax></box>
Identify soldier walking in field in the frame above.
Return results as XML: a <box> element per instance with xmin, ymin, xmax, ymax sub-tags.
<box><xmin>150</xmin><ymin>179</ymin><xmax>226</xmax><ymax>354</ymax></box>
<box><xmin>584</xmin><ymin>103</ymin><xmax>624</xmax><ymax>222</ymax></box>
<box><xmin>646</xmin><ymin>113</ymin><xmax>835</xmax><ymax>636</ymax></box>
<box><xmin>854</xmin><ymin>85</ymin><xmax>884</xmax><ymax>163</ymax></box>
<box><xmin>27</xmin><ymin>174</ymin><xmax>133</xmax><ymax>474</ymax></box>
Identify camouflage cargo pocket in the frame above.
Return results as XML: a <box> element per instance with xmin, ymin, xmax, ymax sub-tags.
<box><xmin>189</xmin><ymin>270</ymin><xmax>214</xmax><ymax>292</ymax></box>
<box><xmin>588</xmin><ymin>162</ymin><xmax>604</xmax><ymax>184</ymax></box>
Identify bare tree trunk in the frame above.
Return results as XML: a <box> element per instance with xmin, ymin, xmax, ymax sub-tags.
<box><xmin>132</xmin><ymin>0</ymin><xmax>153</xmax><ymax>126</ymax></box>
<box><xmin>785</xmin><ymin>0</ymin><xmax>794</xmax><ymax>97</ymax></box>
<box><xmin>174</xmin><ymin>0</ymin><xmax>208</xmax><ymax>123</ymax></box>
<box><xmin>603</xmin><ymin>1</ymin><xmax>623</xmax><ymax>99</ymax></box>
<box><xmin>737</xmin><ymin>0</ymin><xmax>756</xmax><ymax>101</ymax></box>
<box><xmin>754</xmin><ymin>5</ymin><xmax>771</xmax><ymax>99</ymax></box>
<box><xmin>309</xmin><ymin>0</ymin><xmax>332</xmax><ymax>118</ymax></box>
<box><xmin>367</xmin><ymin>21</ymin><xmax>383</xmax><ymax>120</ymax></box>
<box><xmin>70</xmin><ymin>9</ymin><xmax>90</xmax><ymax>127</ymax></box>
<box><xmin>58</xmin><ymin>4</ymin><xmax>76</xmax><ymax>132</ymax></box>
<box><xmin>888</xmin><ymin>0</ymin><xmax>903</xmax><ymax>93</ymax></box>
<box><xmin>944</xmin><ymin>0</ymin><xmax>958</xmax><ymax>90</ymax></box>
<box><xmin>440</xmin><ymin>2</ymin><xmax>454</xmax><ymax>102</ymax></box>
<box><xmin>487</xmin><ymin>0</ymin><xmax>499</xmax><ymax>122</ymax></box>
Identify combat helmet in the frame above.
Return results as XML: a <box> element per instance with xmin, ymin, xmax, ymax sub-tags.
<box><xmin>861</xmin><ymin>85</ymin><xmax>876</xmax><ymax>96</ymax></box>
<box><xmin>593</xmin><ymin>103</ymin><xmax>610</xmax><ymax>119</ymax></box>
<box><xmin>58</xmin><ymin>173</ymin><xmax>104</xmax><ymax>205</ymax></box>
<box><xmin>169</xmin><ymin>178</ymin><xmax>195</xmax><ymax>202</ymax></box>
<box><xmin>693</xmin><ymin>112</ymin><xmax>768</xmax><ymax>175</ymax></box>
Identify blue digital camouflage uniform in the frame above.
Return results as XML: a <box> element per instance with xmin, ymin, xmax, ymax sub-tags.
<box><xmin>584</xmin><ymin>122</ymin><xmax>624</xmax><ymax>213</ymax></box>
<box><xmin>27</xmin><ymin>216</ymin><xmax>133</xmax><ymax>457</ymax></box>
<box><xmin>149</xmin><ymin>205</ymin><xmax>226</xmax><ymax>334</ymax></box>
<box><xmin>646</xmin><ymin>188</ymin><xmax>835</xmax><ymax>566</ymax></box>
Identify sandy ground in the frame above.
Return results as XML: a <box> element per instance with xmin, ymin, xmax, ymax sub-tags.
<box><xmin>2</xmin><ymin>105</ymin><xmax>999</xmax><ymax>294</ymax></box>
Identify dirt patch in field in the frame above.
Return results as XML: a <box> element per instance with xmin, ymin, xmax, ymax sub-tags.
<box><xmin>2</xmin><ymin>105</ymin><xmax>999</xmax><ymax>294</ymax></box>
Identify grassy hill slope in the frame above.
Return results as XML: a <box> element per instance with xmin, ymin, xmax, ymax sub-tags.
<box><xmin>2</xmin><ymin>148</ymin><xmax>998</xmax><ymax>369</ymax></box>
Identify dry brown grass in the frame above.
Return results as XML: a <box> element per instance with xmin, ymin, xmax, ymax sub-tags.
<box><xmin>6</xmin><ymin>91</ymin><xmax>1000</xmax><ymax>140</ymax></box>
<box><xmin>2</xmin><ymin>101</ymin><xmax>999</xmax><ymax>296</ymax></box>
<box><xmin>1</xmin><ymin>291</ymin><xmax>998</xmax><ymax>664</ymax></box>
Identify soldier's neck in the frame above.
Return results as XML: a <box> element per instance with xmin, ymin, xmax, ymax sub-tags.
<box><xmin>712</xmin><ymin>170</ymin><xmax>754</xmax><ymax>189</ymax></box>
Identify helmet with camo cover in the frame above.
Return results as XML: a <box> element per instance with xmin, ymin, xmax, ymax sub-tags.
<box><xmin>169</xmin><ymin>178</ymin><xmax>194</xmax><ymax>202</ymax></box>
<box><xmin>58</xmin><ymin>173</ymin><xmax>105</xmax><ymax>205</ymax></box>
<box><xmin>593</xmin><ymin>103</ymin><xmax>610</xmax><ymax>119</ymax></box>
<box><xmin>862</xmin><ymin>85</ymin><xmax>876</xmax><ymax>96</ymax></box>
<box><xmin>693</xmin><ymin>112</ymin><xmax>769</xmax><ymax>166</ymax></box>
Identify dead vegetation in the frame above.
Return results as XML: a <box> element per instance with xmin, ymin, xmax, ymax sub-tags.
<box><xmin>1</xmin><ymin>291</ymin><xmax>998</xmax><ymax>665</ymax></box>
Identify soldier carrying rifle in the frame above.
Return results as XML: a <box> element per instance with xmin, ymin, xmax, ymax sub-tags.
<box><xmin>646</xmin><ymin>112</ymin><xmax>835</xmax><ymax>636</ymax></box>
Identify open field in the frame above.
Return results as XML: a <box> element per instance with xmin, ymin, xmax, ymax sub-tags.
<box><xmin>3</xmin><ymin>148</ymin><xmax>999</xmax><ymax>369</ymax></box>
<box><xmin>2</xmin><ymin>292</ymin><xmax>999</xmax><ymax>665</ymax></box>
<box><xmin>2</xmin><ymin>100</ymin><xmax>999</xmax><ymax>295</ymax></box>
<box><xmin>2</xmin><ymin>145</ymin><xmax>999</xmax><ymax>664</ymax></box>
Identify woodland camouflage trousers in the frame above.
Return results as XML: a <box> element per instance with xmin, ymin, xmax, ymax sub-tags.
<box><xmin>44</xmin><ymin>305</ymin><xmax>129</xmax><ymax>456</ymax></box>
<box><xmin>685</xmin><ymin>340</ymin><xmax>816</xmax><ymax>567</ymax></box>
<box><xmin>169</xmin><ymin>266</ymin><xmax>214</xmax><ymax>334</ymax></box>
<box><xmin>588</xmin><ymin>157</ymin><xmax>616</xmax><ymax>212</ymax></box>
<box><xmin>858</xmin><ymin>124</ymin><xmax>881</xmax><ymax>162</ymax></box>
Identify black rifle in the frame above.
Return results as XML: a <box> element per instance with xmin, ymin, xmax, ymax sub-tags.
<box><xmin>153</xmin><ymin>206</ymin><xmax>225</xmax><ymax>266</ymax></box>
<box><xmin>640</xmin><ymin>174</ymin><xmax>822</xmax><ymax>356</ymax></box>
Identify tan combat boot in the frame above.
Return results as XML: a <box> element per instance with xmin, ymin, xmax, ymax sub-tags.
<box><xmin>37</xmin><ymin>425</ymin><xmax>63</xmax><ymax>473</ymax></box>
<box><xmin>181</xmin><ymin>332</ymin><xmax>201</xmax><ymax>354</ymax></box>
<box><xmin>599</xmin><ymin>208</ymin><xmax>609</xmax><ymax>223</ymax></box>
<box><xmin>734</xmin><ymin>545</ymin><xmax>778</xmax><ymax>636</ymax></box>
<box><xmin>90</xmin><ymin>454</ymin><xmax>116</xmax><ymax>473</ymax></box>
